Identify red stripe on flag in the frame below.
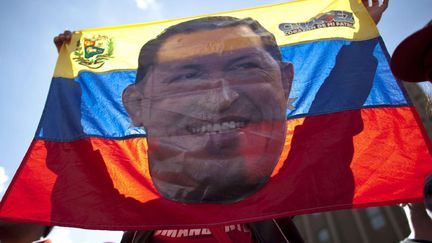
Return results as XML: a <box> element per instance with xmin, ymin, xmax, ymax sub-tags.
<box><xmin>1</xmin><ymin>106</ymin><xmax>430</xmax><ymax>230</ymax></box>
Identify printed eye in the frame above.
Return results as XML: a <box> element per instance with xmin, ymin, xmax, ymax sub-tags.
<box><xmin>229</xmin><ymin>62</ymin><xmax>260</xmax><ymax>71</ymax></box>
<box><xmin>170</xmin><ymin>71</ymin><xmax>203</xmax><ymax>83</ymax></box>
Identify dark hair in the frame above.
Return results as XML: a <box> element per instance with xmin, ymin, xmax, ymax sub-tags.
<box><xmin>135</xmin><ymin>16</ymin><xmax>282</xmax><ymax>84</ymax></box>
<box><xmin>43</xmin><ymin>226</ymin><xmax>53</xmax><ymax>237</ymax></box>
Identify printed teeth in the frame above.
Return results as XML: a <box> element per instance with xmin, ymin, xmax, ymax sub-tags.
<box><xmin>191</xmin><ymin>121</ymin><xmax>246</xmax><ymax>134</ymax></box>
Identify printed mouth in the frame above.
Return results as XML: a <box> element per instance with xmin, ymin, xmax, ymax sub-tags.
<box><xmin>188</xmin><ymin>120</ymin><xmax>248</xmax><ymax>134</ymax></box>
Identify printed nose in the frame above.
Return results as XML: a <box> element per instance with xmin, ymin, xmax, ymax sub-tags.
<box><xmin>203</xmin><ymin>80</ymin><xmax>239</xmax><ymax>112</ymax></box>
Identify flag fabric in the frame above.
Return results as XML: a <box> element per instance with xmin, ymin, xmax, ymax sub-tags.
<box><xmin>1</xmin><ymin>0</ymin><xmax>431</xmax><ymax>230</ymax></box>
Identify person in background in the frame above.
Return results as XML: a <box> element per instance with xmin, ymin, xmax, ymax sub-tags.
<box><xmin>390</xmin><ymin>19</ymin><xmax>432</xmax><ymax>243</ymax></box>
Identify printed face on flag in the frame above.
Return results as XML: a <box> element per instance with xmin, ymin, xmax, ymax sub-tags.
<box><xmin>123</xmin><ymin>19</ymin><xmax>293</xmax><ymax>203</ymax></box>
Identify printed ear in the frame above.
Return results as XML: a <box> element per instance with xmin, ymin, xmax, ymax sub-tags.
<box><xmin>281</xmin><ymin>62</ymin><xmax>294</xmax><ymax>100</ymax></box>
<box><xmin>122</xmin><ymin>84</ymin><xmax>146</xmax><ymax>127</ymax></box>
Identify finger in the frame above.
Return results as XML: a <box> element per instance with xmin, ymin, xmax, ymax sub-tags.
<box><xmin>63</xmin><ymin>30</ymin><xmax>72</xmax><ymax>42</ymax></box>
<box><xmin>361</xmin><ymin>0</ymin><xmax>369</xmax><ymax>7</ymax></box>
<box><xmin>56</xmin><ymin>34</ymin><xmax>65</xmax><ymax>44</ymax></box>
<box><xmin>54</xmin><ymin>32</ymin><xmax>71</xmax><ymax>53</ymax></box>
<box><xmin>54</xmin><ymin>36</ymin><xmax>63</xmax><ymax>53</ymax></box>
<box><xmin>381</xmin><ymin>0</ymin><xmax>389</xmax><ymax>9</ymax></box>
<box><xmin>53</xmin><ymin>36</ymin><xmax>60</xmax><ymax>44</ymax></box>
<box><xmin>54</xmin><ymin>35</ymin><xmax>65</xmax><ymax>46</ymax></box>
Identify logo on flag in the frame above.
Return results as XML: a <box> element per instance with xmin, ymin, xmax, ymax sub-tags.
<box><xmin>73</xmin><ymin>35</ymin><xmax>114</xmax><ymax>69</ymax></box>
<box><xmin>279</xmin><ymin>10</ymin><xmax>355</xmax><ymax>35</ymax></box>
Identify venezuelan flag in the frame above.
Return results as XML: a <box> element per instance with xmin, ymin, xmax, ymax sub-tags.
<box><xmin>1</xmin><ymin>0</ymin><xmax>431</xmax><ymax>230</ymax></box>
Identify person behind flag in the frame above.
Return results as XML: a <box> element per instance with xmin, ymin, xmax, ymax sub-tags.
<box><xmin>54</xmin><ymin>16</ymin><xmax>304</xmax><ymax>243</ymax></box>
<box><xmin>117</xmin><ymin>2</ymin><xmax>388</xmax><ymax>240</ymax></box>
<box><xmin>120</xmin><ymin>15</ymin><xmax>305</xmax><ymax>243</ymax></box>
<box><xmin>48</xmin><ymin>1</ymin><xmax>392</xmax><ymax>242</ymax></box>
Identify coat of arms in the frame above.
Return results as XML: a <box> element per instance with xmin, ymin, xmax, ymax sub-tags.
<box><xmin>73</xmin><ymin>35</ymin><xmax>114</xmax><ymax>69</ymax></box>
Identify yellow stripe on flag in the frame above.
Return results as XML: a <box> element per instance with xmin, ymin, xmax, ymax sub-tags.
<box><xmin>54</xmin><ymin>0</ymin><xmax>379</xmax><ymax>79</ymax></box>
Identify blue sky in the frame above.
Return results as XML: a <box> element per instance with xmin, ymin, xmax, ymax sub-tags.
<box><xmin>0</xmin><ymin>0</ymin><xmax>431</xmax><ymax>242</ymax></box>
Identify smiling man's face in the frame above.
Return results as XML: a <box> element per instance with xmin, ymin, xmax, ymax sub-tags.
<box><xmin>124</xmin><ymin>24</ymin><xmax>292</xmax><ymax>203</ymax></box>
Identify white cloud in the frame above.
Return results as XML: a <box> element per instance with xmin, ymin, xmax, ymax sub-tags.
<box><xmin>135</xmin><ymin>0</ymin><xmax>160</xmax><ymax>10</ymax></box>
<box><xmin>48</xmin><ymin>227</ymin><xmax>73</xmax><ymax>243</ymax></box>
<box><xmin>0</xmin><ymin>166</ymin><xmax>8</xmax><ymax>195</ymax></box>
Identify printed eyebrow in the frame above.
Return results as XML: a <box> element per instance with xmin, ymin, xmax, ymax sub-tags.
<box><xmin>161</xmin><ymin>63</ymin><xmax>204</xmax><ymax>84</ymax></box>
<box><xmin>224</xmin><ymin>54</ymin><xmax>258</xmax><ymax>68</ymax></box>
<box><xmin>175</xmin><ymin>64</ymin><xmax>203</xmax><ymax>71</ymax></box>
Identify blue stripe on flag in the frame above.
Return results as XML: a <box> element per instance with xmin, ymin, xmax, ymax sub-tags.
<box><xmin>36</xmin><ymin>37</ymin><xmax>410</xmax><ymax>141</ymax></box>
<box><xmin>282</xmin><ymin>37</ymin><xmax>409</xmax><ymax>118</ymax></box>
